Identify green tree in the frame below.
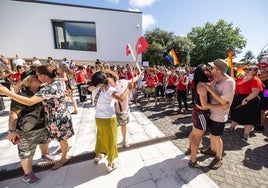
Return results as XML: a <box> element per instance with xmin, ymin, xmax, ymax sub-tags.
<box><xmin>187</xmin><ymin>19</ymin><xmax>247</xmax><ymax>67</ymax></box>
<box><xmin>143</xmin><ymin>28</ymin><xmax>195</xmax><ymax>67</ymax></box>
<box><xmin>241</xmin><ymin>50</ymin><xmax>255</xmax><ymax>63</ymax></box>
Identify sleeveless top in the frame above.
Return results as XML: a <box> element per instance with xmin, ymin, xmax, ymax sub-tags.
<box><xmin>193</xmin><ymin>87</ymin><xmax>210</xmax><ymax>107</ymax></box>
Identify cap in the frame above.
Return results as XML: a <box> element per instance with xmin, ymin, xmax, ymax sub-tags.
<box><xmin>208</xmin><ymin>59</ymin><xmax>228</xmax><ymax>72</ymax></box>
<box><xmin>21</xmin><ymin>70</ymin><xmax>36</xmax><ymax>81</ymax></box>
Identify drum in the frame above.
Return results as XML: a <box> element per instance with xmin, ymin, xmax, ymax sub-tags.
<box><xmin>0</xmin><ymin>97</ymin><xmax>5</xmax><ymax>111</ymax></box>
<box><xmin>165</xmin><ymin>88</ymin><xmax>174</xmax><ymax>94</ymax></box>
<box><xmin>165</xmin><ymin>88</ymin><xmax>174</xmax><ymax>99</ymax></box>
<box><xmin>157</xmin><ymin>82</ymin><xmax>163</xmax><ymax>87</ymax></box>
<box><xmin>80</xmin><ymin>85</ymin><xmax>89</xmax><ymax>96</ymax></box>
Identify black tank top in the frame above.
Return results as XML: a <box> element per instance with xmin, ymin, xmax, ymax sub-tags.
<box><xmin>193</xmin><ymin>88</ymin><xmax>210</xmax><ymax>107</ymax></box>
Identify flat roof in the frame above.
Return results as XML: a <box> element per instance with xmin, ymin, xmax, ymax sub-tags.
<box><xmin>13</xmin><ymin>0</ymin><xmax>142</xmax><ymax>14</ymax></box>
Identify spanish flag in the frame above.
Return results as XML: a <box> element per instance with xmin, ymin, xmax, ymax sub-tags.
<box><xmin>165</xmin><ymin>48</ymin><xmax>179</xmax><ymax>66</ymax></box>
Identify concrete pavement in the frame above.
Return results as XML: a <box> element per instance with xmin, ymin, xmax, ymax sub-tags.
<box><xmin>0</xmin><ymin>96</ymin><xmax>218</xmax><ymax>188</ymax></box>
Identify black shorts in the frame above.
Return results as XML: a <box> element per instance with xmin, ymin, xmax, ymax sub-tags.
<box><xmin>207</xmin><ymin>119</ymin><xmax>226</xmax><ymax>136</ymax></box>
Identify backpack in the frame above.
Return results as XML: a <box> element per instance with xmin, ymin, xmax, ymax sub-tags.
<box><xmin>17</xmin><ymin>103</ymin><xmax>45</xmax><ymax>132</ymax></box>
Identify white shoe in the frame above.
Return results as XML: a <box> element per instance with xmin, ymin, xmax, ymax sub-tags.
<box><xmin>94</xmin><ymin>154</ymin><xmax>105</xmax><ymax>164</ymax></box>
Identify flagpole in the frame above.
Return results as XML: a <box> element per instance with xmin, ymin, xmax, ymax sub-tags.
<box><xmin>128</xmin><ymin>44</ymin><xmax>141</xmax><ymax>75</ymax></box>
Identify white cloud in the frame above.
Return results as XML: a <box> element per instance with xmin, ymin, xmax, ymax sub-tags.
<box><xmin>129</xmin><ymin>0</ymin><xmax>156</xmax><ymax>8</ymax></box>
<box><xmin>128</xmin><ymin>8</ymin><xmax>140</xmax><ymax>12</ymax></box>
<box><xmin>142</xmin><ymin>14</ymin><xmax>156</xmax><ymax>30</ymax></box>
<box><xmin>106</xmin><ymin>0</ymin><xmax>119</xmax><ymax>3</ymax></box>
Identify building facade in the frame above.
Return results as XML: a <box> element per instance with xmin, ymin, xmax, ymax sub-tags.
<box><xmin>0</xmin><ymin>0</ymin><xmax>142</xmax><ymax>65</ymax></box>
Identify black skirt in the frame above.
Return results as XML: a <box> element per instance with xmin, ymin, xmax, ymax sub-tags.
<box><xmin>230</xmin><ymin>94</ymin><xmax>261</xmax><ymax>125</ymax></box>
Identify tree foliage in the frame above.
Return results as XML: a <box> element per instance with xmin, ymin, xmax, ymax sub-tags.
<box><xmin>187</xmin><ymin>19</ymin><xmax>247</xmax><ymax>66</ymax></box>
<box><xmin>143</xmin><ymin>28</ymin><xmax>195</xmax><ymax>67</ymax></box>
<box><xmin>241</xmin><ymin>50</ymin><xmax>255</xmax><ymax>63</ymax></box>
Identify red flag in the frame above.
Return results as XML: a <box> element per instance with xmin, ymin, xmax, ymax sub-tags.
<box><xmin>126</xmin><ymin>44</ymin><xmax>131</xmax><ymax>56</ymax></box>
<box><xmin>135</xmin><ymin>36</ymin><xmax>149</xmax><ymax>54</ymax></box>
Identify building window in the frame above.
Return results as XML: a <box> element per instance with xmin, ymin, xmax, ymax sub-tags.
<box><xmin>52</xmin><ymin>21</ymin><xmax>97</xmax><ymax>51</ymax></box>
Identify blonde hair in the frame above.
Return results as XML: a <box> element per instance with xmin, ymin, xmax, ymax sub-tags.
<box><xmin>20</xmin><ymin>75</ymin><xmax>37</xmax><ymax>89</ymax></box>
<box><xmin>104</xmin><ymin>70</ymin><xmax>119</xmax><ymax>82</ymax></box>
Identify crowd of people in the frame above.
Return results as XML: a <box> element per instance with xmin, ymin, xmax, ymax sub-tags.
<box><xmin>0</xmin><ymin>54</ymin><xmax>268</xmax><ymax>184</ymax></box>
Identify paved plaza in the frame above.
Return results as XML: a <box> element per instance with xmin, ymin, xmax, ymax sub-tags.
<box><xmin>0</xmin><ymin>93</ymin><xmax>268</xmax><ymax>188</ymax></box>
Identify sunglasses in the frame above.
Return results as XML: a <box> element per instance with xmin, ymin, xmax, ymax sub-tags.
<box><xmin>207</xmin><ymin>66</ymin><xmax>215</xmax><ymax>71</ymax></box>
<box><xmin>243</xmin><ymin>68</ymin><xmax>256</xmax><ymax>72</ymax></box>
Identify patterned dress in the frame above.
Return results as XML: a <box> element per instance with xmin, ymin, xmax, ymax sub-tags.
<box><xmin>36</xmin><ymin>80</ymin><xmax>74</xmax><ymax>141</ymax></box>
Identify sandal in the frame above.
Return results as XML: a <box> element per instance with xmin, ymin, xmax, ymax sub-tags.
<box><xmin>106</xmin><ymin>162</ymin><xmax>119</xmax><ymax>173</ymax></box>
<box><xmin>51</xmin><ymin>158</ymin><xmax>70</xmax><ymax>170</ymax></box>
<box><xmin>71</xmin><ymin>111</ymin><xmax>78</xmax><ymax>115</ymax></box>
<box><xmin>122</xmin><ymin>141</ymin><xmax>130</xmax><ymax>148</ymax></box>
<box><xmin>94</xmin><ymin>154</ymin><xmax>105</xmax><ymax>164</ymax></box>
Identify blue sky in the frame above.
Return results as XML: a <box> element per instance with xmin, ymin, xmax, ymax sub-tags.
<box><xmin>42</xmin><ymin>0</ymin><xmax>268</xmax><ymax>61</ymax></box>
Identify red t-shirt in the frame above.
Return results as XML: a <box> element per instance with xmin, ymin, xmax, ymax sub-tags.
<box><xmin>12</xmin><ymin>72</ymin><xmax>21</xmax><ymax>82</ymax></box>
<box><xmin>75</xmin><ymin>71</ymin><xmax>86</xmax><ymax>84</ymax></box>
<box><xmin>236</xmin><ymin>76</ymin><xmax>263</xmax><ymax>95</ymax></box>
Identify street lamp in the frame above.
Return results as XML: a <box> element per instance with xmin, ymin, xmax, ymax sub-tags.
<box><xmin>260</xmin><ymin>43</ymin><xmax>268</xmax><ymax>63</ymax></box>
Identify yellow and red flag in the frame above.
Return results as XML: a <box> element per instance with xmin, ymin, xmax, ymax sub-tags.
<box><xmin>226</xmin><ymin>47</ymin><xmax>234</xmax><ymax>78</ymax></box>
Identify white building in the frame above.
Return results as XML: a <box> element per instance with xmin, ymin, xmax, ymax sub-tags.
<box><xmin>0</xmin><ymin>0</ymin><xmax>142</xmax><ymax>65</ymax></box>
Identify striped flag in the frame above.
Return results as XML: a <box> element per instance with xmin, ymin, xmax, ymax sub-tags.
<box><xmin>226</xmin><ymin>47</ymin><xmax>234</xmax><ymax>78</ymax></box>
<box><xmin>165</xmin><ymin>48</ymin><xmax>179</xmax><ymax>66</ymax></box>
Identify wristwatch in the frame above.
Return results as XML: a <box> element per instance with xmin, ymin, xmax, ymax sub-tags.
<box><xmin>7</xmin><ymin>130</ymin><xmax>16</xmax><ymax>134</ymax></box>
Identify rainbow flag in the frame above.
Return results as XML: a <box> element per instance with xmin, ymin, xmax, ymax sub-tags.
<box><xmin>165</xmin><ymin>48</ymin><xmax>179</xmax><ymax>66</ymax></box>
<box><xmin>226</xmin><ymin>47</ymin><xmax>234</xmax><ymax>78</ymax></box>
<box><xmin>236</xmin><ymin>65</ymin><xmax>246</xmax><ymax>77</ymax></box>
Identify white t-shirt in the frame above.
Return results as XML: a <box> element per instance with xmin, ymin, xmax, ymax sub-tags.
<box><xmin>32</xmin><ymin>60</ymin><xmax>41</xmax><ymax>66</ymax></box>
<box><xmin>12</xmin><ymin>58</ymin><xmax>25</xmax><ymax>66</ymax></box>
<box><xmin>92</xmin><ymin>86</ymin><xmax>116</xmax><ymax>118</ymax></box>
<box><xmin>115</xmin><ymin>79</ymin><xmax>129</xmax><ymax>113</ymax></box>
<box><xmin>210</xmin><ymin>75</ymin><xmax>236</xmax><ymax>122</ymax></box>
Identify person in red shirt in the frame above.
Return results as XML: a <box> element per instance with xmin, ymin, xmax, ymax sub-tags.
<box><xmin>228</xmin><ymin>65</ymin><xmax>263</xmax><ymax>142</ymax></box>
<box><xmin>75</xmin><ymin>65</ymin><xmax>88</xmax><ymax>102</ymax></box>
<box><xmin>176</xmin><ymin>70</ymin><xmax>189</xmax><ymax>112</ymax></box>
<box><xmin>12</xmin><ymin>65</ymin><xmax>25</xmax><ymax>93</ymax></box>
<box><xmin>86</xmin><ymin>65</ymin><xmax>95</xmax><ymax>82</ymax></box>
<box><xmin>12</xmin><ymin>65</ymin><xmax>25</xmax><ymax>83</ymax></box>
<box><xmin>165</xmin><ymin>67</ymin><xmax>178</xmax><ymax>105</ymax></box>
<box><xmin>144</xmin><ymin>68</ymin><xmax>158</xmax><ymax>105</ymax></box>
<box><xmin>156</xmin><ymin>67</ymin><xmax>166</xmax><ymax>98</ymax></box>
